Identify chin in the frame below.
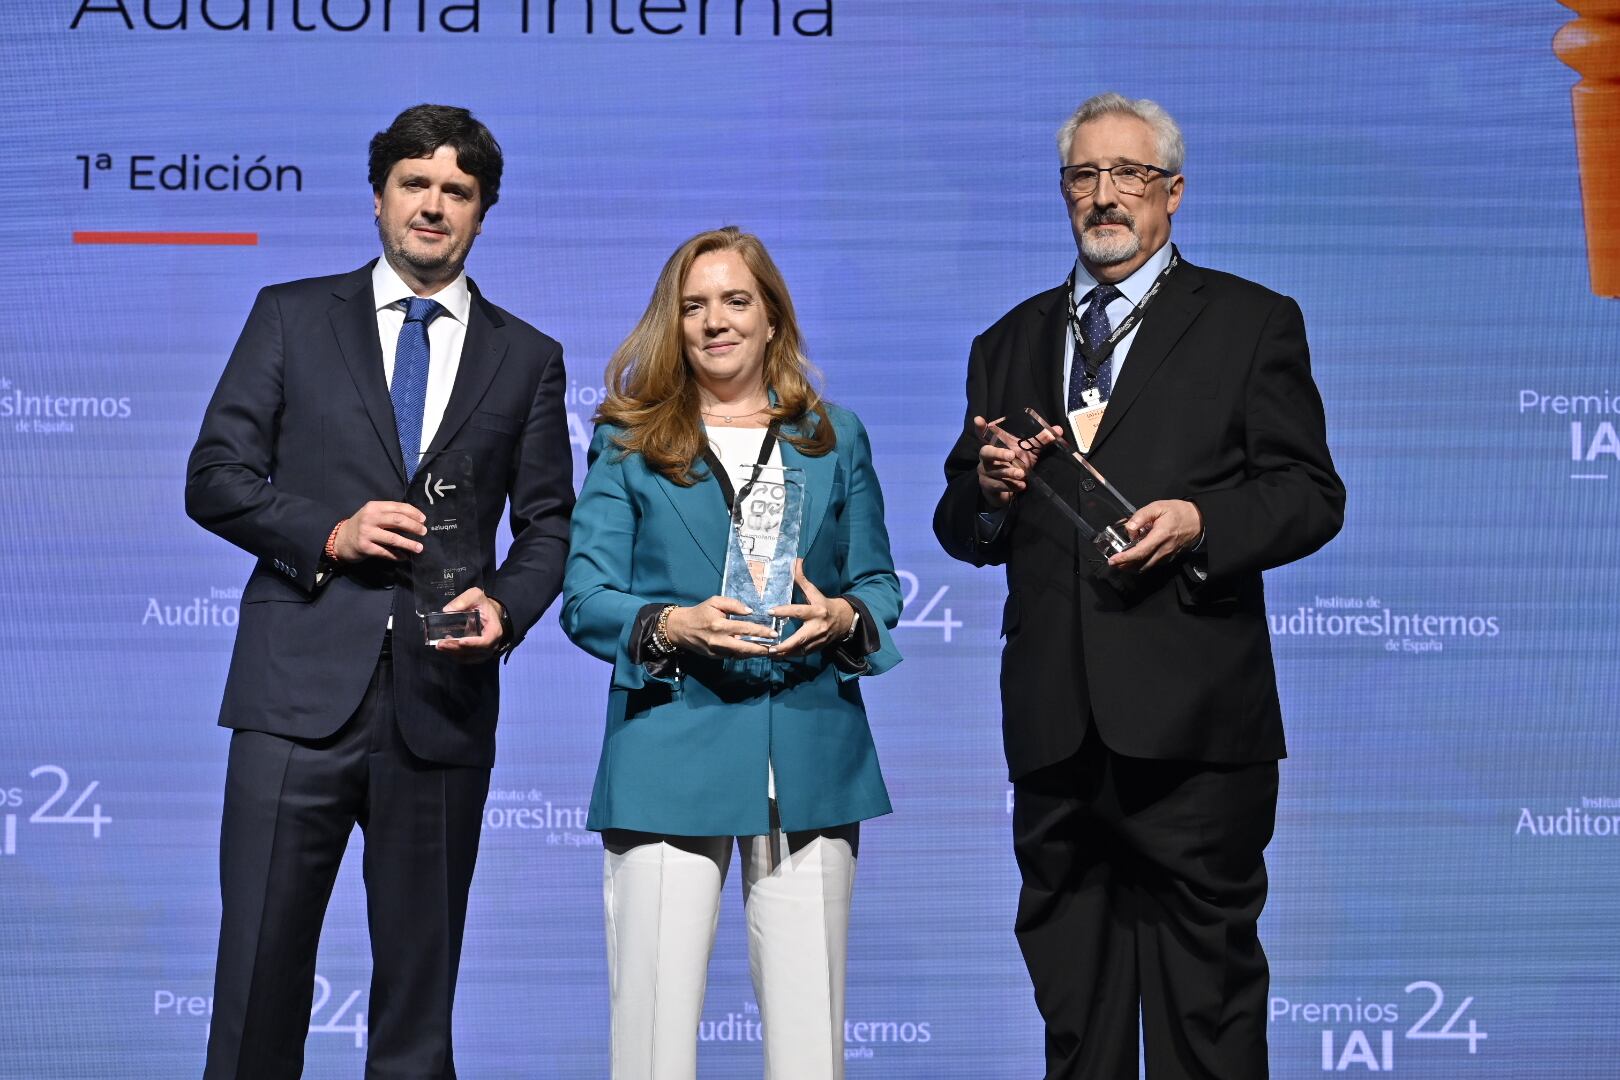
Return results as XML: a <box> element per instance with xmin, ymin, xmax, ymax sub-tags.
<box><xmin>403</xmin><ymin>249</ymin><xmax>453</xmax><ymax>272</ymax></box>
<box><xmin>1082</xmin><ymin>235</ymin><xmax>1140</xmax><ymax>267</ymax></box>
<box><xmin>406</xmin><ymin>238</ymin><xmax>448</xmax><ymax>258</ymax></box>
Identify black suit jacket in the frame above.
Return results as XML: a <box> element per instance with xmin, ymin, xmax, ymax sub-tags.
<box><xmin>186</xmin><ymin>262</ymin><xmax>574</xmax><ymax>768</ymax></box>
<box><xmin>935</xmin><ymin>256</ymin><xmax>1344</xmax><ymax>779</ymax></box>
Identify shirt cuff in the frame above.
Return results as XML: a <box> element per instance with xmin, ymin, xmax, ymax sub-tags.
<box><xmin>828</xmin><ymin>595</ymin><xmax>879</xmax><ymax>674</ymax></box>
<box><xmin>629</xmin><ymin>602</ymin><xmax>680</xmax><ymax>679</ymax></box>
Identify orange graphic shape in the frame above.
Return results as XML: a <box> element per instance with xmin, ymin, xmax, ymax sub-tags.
<box><xmin>1557</xmin><ymin>2</ymin><xmax>1620</xmax><ymax>297</ymax></box>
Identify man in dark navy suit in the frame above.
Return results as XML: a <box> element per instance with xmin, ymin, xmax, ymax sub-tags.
<box><xmin>935</xmin><ymin>94</ymin><xmax>1344</xmax><ymax>1079</ymax></box>
<box><xmin>186</xmin><ymin>104</ymin><xmax>573</xmax><ymax>1079</ymax></box>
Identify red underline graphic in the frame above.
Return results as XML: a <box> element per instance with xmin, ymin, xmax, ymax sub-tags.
<box><xmin>72</xmin><ymin>231</ymin><xmax>259</xmax><ymax>246</ymax></box>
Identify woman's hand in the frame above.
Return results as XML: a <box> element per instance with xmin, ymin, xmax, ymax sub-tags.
<box><xmin>662</xmin><ymin>596</ymin><xmax>777</xmax><ymax>658</ymax></box>
<box><xmin>768</xmin><ymin>561</ymin><xmax>855</xmax><ymax>658</ymax></box>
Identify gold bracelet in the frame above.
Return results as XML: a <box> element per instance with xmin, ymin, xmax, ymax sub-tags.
<box><xmin>651</xmin><ymin>604</ymin><xmax>678</xmax><ymax>655</ymax></box>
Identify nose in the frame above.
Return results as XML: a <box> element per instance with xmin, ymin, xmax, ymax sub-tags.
<box><xmin>1091</xmin><ymin>171</ymin><xmax>1120</xmax><ymax>209</ymax></box>
<box><xmin>419</xmin><ymin>187</ymin><xmax>444</xmax><ymax>220</ymax></box>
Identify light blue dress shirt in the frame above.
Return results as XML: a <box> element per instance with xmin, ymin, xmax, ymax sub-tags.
<box><xmin>1060</xmin><ymin>239</ymin><xmax>1175</xmax><ymax>402</ymax></box>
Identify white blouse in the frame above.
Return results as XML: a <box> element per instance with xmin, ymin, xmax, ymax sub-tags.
<box><xmin>704</xmin><ymin>423</ymin><xmax>785</xmax><ymax>805</ymax></box>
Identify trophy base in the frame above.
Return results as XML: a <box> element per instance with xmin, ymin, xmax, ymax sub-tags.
<box><xmin>422</xmin><ymin>609</ymin><xmax>483</xmax><ymax>643</ymax></box>
<box><xmin>1091</xmin><ymin>522</ymin><xmax>1135</xmax><ymax>559</ymax></box>
<box><xmin>739</xmin><ymin>614</ymin><xmax>784</xmax><ymax>645</ymax></box>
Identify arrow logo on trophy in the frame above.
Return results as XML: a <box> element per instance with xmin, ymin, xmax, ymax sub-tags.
<box><xmin>423</xmin><ymin>473</ymin><xmax>457</xmax><ymax>506</ymax></box>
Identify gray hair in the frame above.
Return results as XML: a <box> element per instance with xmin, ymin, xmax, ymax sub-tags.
<box><xmin>1055</xmin><ymin>93</ymin><xmax>1185</xmax><ymax>174</ymax></box>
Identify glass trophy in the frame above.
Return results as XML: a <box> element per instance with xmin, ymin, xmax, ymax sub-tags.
<box><xmin>409</xmin><ymin>449</ymin><xmax>484</xmax><ymax>642</ymax></box>
<box><xmin>982</xmin><ymin>408</ymin><xmax>1140</xmax><ymax>573</ymax></box>
<box><xmin>719</xmin><ymin>464</ymin><xmax>806</xmax><ymax>640</ymax></box>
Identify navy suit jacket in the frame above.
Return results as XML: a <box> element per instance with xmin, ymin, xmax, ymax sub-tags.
<box><xmin>186</xmin><ymin>261</ymin><xmax>573</xmax><ymax>768</ymax></box>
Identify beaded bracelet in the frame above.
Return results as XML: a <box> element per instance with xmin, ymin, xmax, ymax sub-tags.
<box><xmin>650</xmin><ymin>604</ymin><xmax>678</xmax><ymax>655</ymax></box>
<box><xmin>323</xmin><ymin>519</ymin><xmax>347</xmax><ymax>563</ymax></box>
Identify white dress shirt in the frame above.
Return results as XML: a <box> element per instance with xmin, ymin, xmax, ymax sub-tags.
<box><xmin>371</xmin><ymin>257</ymin><xmax>471</xmax><ymax>459</ymax></box>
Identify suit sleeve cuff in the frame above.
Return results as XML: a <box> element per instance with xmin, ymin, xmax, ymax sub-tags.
<box><xmin>829</xmin><ymin>595</ymin><xmax>879</xmax><ymax>674</ymax></box>
<box><xmin>629</xmin><ymin>602</ymin><xmax>680</xmax><ymax>679</ymax></box>
<box><xmin>484</xmin><ymin>591</ymin><xmax>519</xmax><ymax>661</ymax></box>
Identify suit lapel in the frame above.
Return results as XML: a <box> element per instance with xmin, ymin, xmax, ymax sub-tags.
<box><xmin>420</xmin><ymin>281</ymin><xmax>509</xmax><ymax>475</ymax></box>
<box><xmin>1028</xmin><ymin>287</ymin><xmax>1069</xmax><ymax>428</ymax></box>
<box><xmin>328</xmin><ymin>263</ymin><xmax>407</xmax><ymax>485</ymax></box>
<box><xmin>1088</xmin><ymin>261</ymin><xmax>1207</xmax><ymax>453</ymax></box>
<box><xmin>782</xmin><ymin>426</ymin><xmax>837</xmax><ymax>552</ymax></box>
<box><xmin>656</xmin><ymin>463</ymin><xmax>729</xmax><ymax>578</ymax></box>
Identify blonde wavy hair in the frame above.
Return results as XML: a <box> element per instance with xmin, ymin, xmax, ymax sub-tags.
<box><xmin>596</xmin><ymin>226</ymin><xmax>835</xmax><ymax>485</ymax></box>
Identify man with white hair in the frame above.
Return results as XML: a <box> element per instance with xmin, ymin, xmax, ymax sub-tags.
<box><xmin>934</xmin><ymin>93</ymin><xmax>1345</xmax><ymax>1078</ymax></box>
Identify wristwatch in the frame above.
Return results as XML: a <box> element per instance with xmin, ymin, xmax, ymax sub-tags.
<box><xmin>486</xmin><ymin>593</ymin><xmax>516</xmax><ymax>652</ymax></box>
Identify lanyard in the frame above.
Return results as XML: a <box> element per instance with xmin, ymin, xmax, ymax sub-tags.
<box><xmin>700</xmin><ymin>420</ymin><xmax>782</xmax><ymax>520</ymax></box>
<box><xmin>1066</xmin><ymin>246</ymin><xmax>1180</xmax><ymax>385</ymax></box>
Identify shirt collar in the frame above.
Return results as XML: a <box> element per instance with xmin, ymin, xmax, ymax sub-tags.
<box><xmin>1072</xmin><ymin>239</ymin><xmax>1174</xmax><ymax>307</ymax></box>
<box><xmin>371</xmin><ymin>257</ymin><xmax>471</xmax><ymax>324</ymax></box>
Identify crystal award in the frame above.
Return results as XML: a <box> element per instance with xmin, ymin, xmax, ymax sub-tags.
<box><xmin>982</xmin><ymin>408</ymin><xmax>1141</xmax><ymax>572</ymax></box>
<box><xmin>719</xmin><ymin>464</ymin><xmax>806</xmax><ymax>639</ymax></box>
<box><xmin>409</xmin><ymin>450</ymin><xmax>484</xmax><ymax>642</ymax></box>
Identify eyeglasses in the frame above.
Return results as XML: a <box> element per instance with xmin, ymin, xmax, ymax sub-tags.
<box><xmin>1059</xmin><ymin>163</ymin><xmax>1174</xmax><ymax>198</ymax></box>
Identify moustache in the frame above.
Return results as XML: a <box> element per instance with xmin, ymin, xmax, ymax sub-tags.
<box><xmin>1084</xmin><ymin>209</ymin><xmax>1135</xmax><ymax>231</ymax></box>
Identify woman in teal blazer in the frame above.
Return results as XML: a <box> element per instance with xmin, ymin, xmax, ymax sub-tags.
<box><xmin>561</xmin><ymin>227</ymin><xmax>901</xmax><ymax>1080</ymax></box>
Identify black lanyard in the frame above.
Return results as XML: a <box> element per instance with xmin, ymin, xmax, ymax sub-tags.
<box><xmin>1066</xmin><ymin>246</ymin><xmax>1180</xmax><ymax>385</ymax></box>
<box><xmin>700</xmin><ymin>420</ymin><xmax>782</xmax><ymax>521</ymax></box>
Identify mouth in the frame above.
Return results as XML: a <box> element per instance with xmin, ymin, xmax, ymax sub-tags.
<box><xmin>410</xmin><ymin>226</ymin><xmax>448</xmax><ymax>238</ymax></box>
<box><xmin>704</xmin><ymin>341</ymin><xmax>740</xmax><ymax>354</ymax></box>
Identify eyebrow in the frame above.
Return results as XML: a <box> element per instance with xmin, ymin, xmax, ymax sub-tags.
<box><xmin>681</xmin><ymin>289</ymin><xmax>755</xmax><ymax>302</ymax></box>
<box><xmin>395</xmin><ymin>171</ymin><xmax>475</xmax><ymax>195</ymax></box>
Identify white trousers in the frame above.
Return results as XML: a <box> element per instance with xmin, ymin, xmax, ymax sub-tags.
<box><xmin>602</xmin><ymin>814</ymin><xmax>859</xmax><ymax>1080</ymax></box>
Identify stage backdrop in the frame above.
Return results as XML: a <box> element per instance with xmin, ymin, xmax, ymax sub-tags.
<box><xmin>4</xmin><ymin>2</ymin><xmax>1619</xmax><ymax>1076</ymax></box>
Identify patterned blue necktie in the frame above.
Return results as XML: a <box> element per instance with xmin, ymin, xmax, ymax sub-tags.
<box><xmin>1067</xmin><ymin>283</ymin><xmax>1122</xmax><ymax>411</ymax></box>
<box><xmin>390</xmin><ymin>296</ymin><xmax>443</xmax><ymax>482</ymax></box>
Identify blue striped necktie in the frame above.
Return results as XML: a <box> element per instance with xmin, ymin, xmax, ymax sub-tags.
<box><xmin>391</xmin><ymin>296</ymin><xmax>443</xmax><ymax>482</ymax></box>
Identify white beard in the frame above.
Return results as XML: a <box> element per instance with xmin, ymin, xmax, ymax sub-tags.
<box><xmin>1081</xmin><ymin>226</ymin><xmax>1140</xmax><ymax>266</ymax></box>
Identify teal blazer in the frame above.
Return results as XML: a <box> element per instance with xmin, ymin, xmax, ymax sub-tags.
<box><xmin>562</xmin><ymin>404</ymin><xmax>901</xmax><ymax>836</ymax></box>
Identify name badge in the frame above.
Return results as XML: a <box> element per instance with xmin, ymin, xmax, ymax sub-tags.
<box><xmin>1067</xmin><ymin>403</ymin><xmax>1106</xmax><ymax>454</ymax></box>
